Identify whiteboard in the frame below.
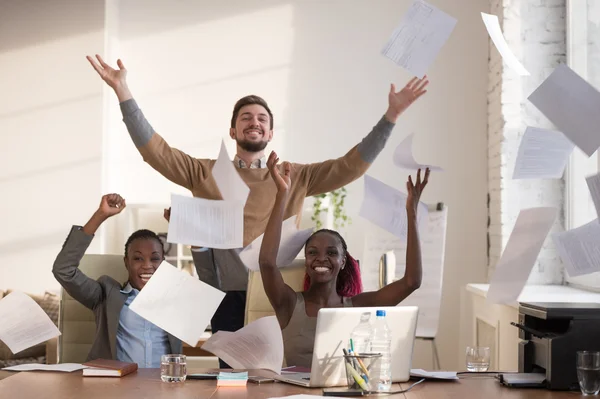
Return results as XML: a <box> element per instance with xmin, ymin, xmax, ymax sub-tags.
<box><xmin>362</xmin><ymin>205</ymin><xmax>448</xmax><ymax>338</ymax></box>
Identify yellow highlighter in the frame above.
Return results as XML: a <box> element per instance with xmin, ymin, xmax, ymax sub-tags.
<box><xmin>345</xmin><ymin>362</ymin><xmax>369</xmax><ymax>391</ymax></box>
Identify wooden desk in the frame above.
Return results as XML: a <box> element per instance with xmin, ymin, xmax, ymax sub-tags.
<box><xmin>0</xmin><ymin>369</ymin><xmax>586</xmax><ymax>398</ymax></box>
<box><xmin>400</xmin><ymin>377</ymin><xmax>585</xmax><ymax>398</ymax></box>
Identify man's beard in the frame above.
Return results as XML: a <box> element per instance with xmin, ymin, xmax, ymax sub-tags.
<box><xmin>236</xmin><ymin>138</ymin><xmax>268</xmax><ymax>153</ymax></box>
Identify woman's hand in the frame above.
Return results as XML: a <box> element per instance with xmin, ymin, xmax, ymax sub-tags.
<box><xmin>406</xmin><ymin>168</ymin><xmax>430</xmax><ymax>214</ymax></box>
<box><xmin>267</xmin><ymin>151</ymin><xmax>292</xmax><ymax>193</ymax></box>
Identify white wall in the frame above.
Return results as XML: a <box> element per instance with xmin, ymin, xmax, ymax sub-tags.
<box><xmin>103</xmin><ymin>0</ymin><xmax>489</xmax><ymax>369</ymax></box>
<box><xmin>487</xmin><ymin>0</ymin><xmax>566</xmax><ymax>284</ymax></box>
<box><xmin>0</xmin><ymin>0</ymin><xmax>107</xmax><ymax>294</ymax></box>
<box><xmin>0</xmin><ymin>0</ymin><xmax>489</xmax><ymax>370</ymax></box>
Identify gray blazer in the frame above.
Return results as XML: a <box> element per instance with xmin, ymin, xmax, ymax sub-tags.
<box><xmin>52</xmin><ymin>226</ymin><xmax>182</xmax><ymax>362</ymax></box>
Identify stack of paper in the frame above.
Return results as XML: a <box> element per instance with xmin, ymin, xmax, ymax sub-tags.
<box><xmin>201</xmin><ymin>316</ymin><xmax>284</xmax><ymax>374</ymax></box>
<box><xmin>2</xmin><ymin>363</ymin><xmax>87</xmax><ymax>372</ymax></box>
<box><xmin>217</xmin><ymin>371</ymin><xmax>248</xmax><ymax>387</ymax></box>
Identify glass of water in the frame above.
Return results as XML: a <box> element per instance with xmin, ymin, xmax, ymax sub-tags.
<box><xmin>577</xmin><ymin>351</ymin><xmax>600</xmax><ymax>395</ymax></box>
<box><xmin>160</xmin><ymin>354</ymin><xmax>187</xmax><ymax>383</ymax></box>
<box><xmin>465</xmin><ymin>346</ymin><xmax>490</xmax><ymax>372</ymax></box>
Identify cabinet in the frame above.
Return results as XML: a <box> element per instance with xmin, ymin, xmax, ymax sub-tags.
<box><xmin>125</xmin><ymin>204</ymin><xmax>197</xmax><ymax>277</ymax></box>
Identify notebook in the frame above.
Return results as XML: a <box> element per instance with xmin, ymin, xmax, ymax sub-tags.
<box><xmin>82</xmin><ymin>359</ymin><xmax>138</xmax><ymax>377</ymax></box>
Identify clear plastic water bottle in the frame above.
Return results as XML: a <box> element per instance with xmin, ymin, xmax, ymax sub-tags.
<box><xmin>370</xmin><ymin>309</ymin><xmax>392</xmax><ymax>392</ymax></box>
<box><xmin>350</xmin><ymin>312</ymin><xmax>373</xmax><ymax>354</ymax></box>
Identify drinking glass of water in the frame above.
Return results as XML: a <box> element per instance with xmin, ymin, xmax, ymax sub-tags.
<box><xmin>161</xmin><ymin>354</ymin><xmax>187</xmax><ymax>383</ymax></box>
<box><xmin>577</xmin><ymin>351</ymin><xmax>600</xmax><ymax>395</ymax></box>
<box><xmin>465</xmin><ymin>346</ymin><xmax>490</xmax><ymax>372</ymax></box>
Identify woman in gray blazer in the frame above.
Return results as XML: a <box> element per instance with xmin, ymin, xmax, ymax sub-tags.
<box><xmin>53</xmin><ymin>193</ymin><xmax>182</xmax><ymax>367</ymax></box>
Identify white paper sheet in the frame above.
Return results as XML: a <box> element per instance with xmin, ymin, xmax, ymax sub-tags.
<box><xmin>481</xmin><ymin>13</ymin><xmax>529</xmax><ymax>76</ymax></box>
<box><xmin>512</xmin><ymin>127</ymin><xmax>575</xmax><ymax>179</ymax></box>
<box><xmin>359</xmin><ymin>175</ymin><xmax>428</xmax><ymax>239</ymax></box>
<box><xmin>0</xmin><ymin>291</ymin><xmax>61</xmax><ymax>354</ymax></box>
<box><xmin>201</xmin><ymin>316</ymin><xmax>283</xmax><ymax>374</ymax></box>
<box><xmin>528</xmin><ymin>64</ymin><xmax>600</xmax><ymax>157</ymax></box>
<box><xmin>393</xmin><ymin>134</ymin><xmax>443</xmax><ymax>171</ymax></box>
<box><xmin>212</xmin><ymin>140</ymin><xmax>250</xmax><ymax>203</ymax></box>
<box><xmin>269</xmin><ymin>396</ymin><xmax>348</xmax><ymax>399</ymax></box>
<box><xmin>167</xmin><ymin>193</ymin><xmax>244</xmax><ymax>249</ymax></box>
<box><xmin>362</xmin><ymin>206</ymin><xmax>447</xmax><ymax>338</ymax></box>
<box><xmin>239</xmin><ymin>216</ymin><xmax>313</xmax><ymax>271</ymax></box>
<box><xmin>586</xmin><ymin>173</ymin><xmax>600</xmax><ymax>219</ymax></box>
<box><xmin>553</xmin><ymin>220</ymin><xmax>600</xmax><ymax>278</ymax></box>
<box><xmin>129</xmin><ymin>261</ymin><xmax>225</xmax><ymax>346</ymax></box>
<box><xmin>487</xmin><ymin>208</ymin><xmax>558</xmax><ymax>304</ymax></box>
<box><xmin>2</xmin><ymin>363</ymin><xmax>87</xmax><ymax>372</ymax></box>
<box><xmin>381</xmin><ymin>0</ymin><xmax>457</xmax><ymax>78</ymax></box>
<box><xmin>410</xmin><ymin>368</ymin><xmax>458</xmax><ymax>380</ymax></box>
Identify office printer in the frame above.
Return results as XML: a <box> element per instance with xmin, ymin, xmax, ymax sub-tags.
<box><xmin>515</xmin><ymin>302</ymin><xmax>600</xmax><ymax>390</ymax></box>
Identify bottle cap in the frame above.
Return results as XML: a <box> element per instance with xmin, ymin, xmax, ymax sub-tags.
<box><xmin>376</xmin><ymin>310</ymin><xmax>386</xmax><ymax>317</ymax></box>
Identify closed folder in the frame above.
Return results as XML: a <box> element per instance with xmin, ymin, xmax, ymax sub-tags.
<box><xmin>82</xmin><ymin>359</ymin><xmax>138</xmax><ymax>377</ymax></box>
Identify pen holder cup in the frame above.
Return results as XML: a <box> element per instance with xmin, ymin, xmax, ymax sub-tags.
<box><xmin>343</xmin><ymin>353</ymin><xmax>382</xmax><ymax>392</ymax></box>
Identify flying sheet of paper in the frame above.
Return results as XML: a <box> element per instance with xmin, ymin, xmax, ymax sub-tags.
<box><xmin>167</xmin><ymin>193</ymin><xmax>244</xmax><ymax>249</ymax></box>
<box><xmin>586</xmin><ymin>173</ymin><xmax>600</xmax><ymax>219</ymax></box>
<box><xmin>129</xmin><ymin>262</ymin><xmax>225</xmax><ymax>346</ymax></box>
<box><xmin>212</xmin><ymin>140</ymin><xmax>250</xmax><ymax>203</ymax></box>
<box><xmin>239</xmin><ymin>216</ymin><xmax>313</xmax><ymax>271</ymax></box>
<box><xmin>481</xmin><ymin>13</ymin><xmax>529</xmax><ymax>76</ymax></box>
<box><xmin>0</xmin><ymin>291</ymin><xmax>61</xmax><ymax>354</ymax></box>
<box><xmin>202</xmin><ymin>316</ymin><xmax>284</xmax><ymax>374</ymax></box>
<box><xmin>2</xmin><ymin>363</ymin><xmax>87</xmax><ymax>372</ymax></box>
<box><xmin>487</xmin><ymin>207</ymin><xmax>557</xmax><ymax>304</ymax></box>
<box><xmin>528</xmin><ymin>64</ymin><xmax>600</xmax><ymax>157</ymax></box>
<box><xmin>512</xmin><ymin>127</ymin><xmax>575</xmax><ymax>179</ymax></box>
<box><xmin>393</xmin><ymin>134</ymin><xmax>443</xmax><ymax>171</ymax></box>
<box><xmin>381</xmin><ymin>0</ymin><xmax>457</xmax><ymax>78</ymax></box>
<box><xmin>410</xmin><ymin>369</ymin><xmax>458</xmax><ymax>380</ymax></box>
<box><xmin>553</xmin><ymin>220</ymin><xmax>600</xmax><ymax>278</ymax></box>
<box><xmin>359</xmin><ymin>175</ymin><xmax>428</xmax><ymax>239</ymax></box>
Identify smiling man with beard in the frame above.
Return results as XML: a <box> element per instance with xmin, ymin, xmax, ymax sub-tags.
<box><xmin>86</xmin><ymin>54</ymin><xmax>429</xmax><ymax>367</ymax></box>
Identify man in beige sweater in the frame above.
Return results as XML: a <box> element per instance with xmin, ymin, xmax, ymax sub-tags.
<box><xmin>87</xmin><ymin>55</ymin><xmax>428</xmax><ymax>365</ymax></box>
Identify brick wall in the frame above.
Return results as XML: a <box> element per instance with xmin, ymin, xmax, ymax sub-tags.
<box><xmin>487</xmin><ymin>0</ymin><xmax>566</xmax><ymax>283</ymax></box>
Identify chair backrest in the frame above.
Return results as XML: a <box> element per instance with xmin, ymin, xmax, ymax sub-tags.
<box><xmin>58</xmin><ymin>254</ymin><xmax>127</xmax><ymax>363</ymax></box>
<box><xmin>244</xmin><ymin>259</ymin><xmax>306</xmax><ymax>325</ymax></box>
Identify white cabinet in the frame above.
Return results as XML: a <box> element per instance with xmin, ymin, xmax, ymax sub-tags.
<box><xmin>125</xmin><ymin>204</ymin><xmax>197</xmax><ymax>277</ymax></box>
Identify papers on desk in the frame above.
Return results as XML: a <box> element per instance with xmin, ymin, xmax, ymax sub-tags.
<box><xmin>212</xmin><ymin>140</ymin><xmax>250</xmax><ymax>202</ymax></box>
<box><xmin>381</xmin><ymin>0</ymin><xmax>456</xmax><ymax>78</ymax></box>
<box><xmin>269</xmin><ymin>396</ymin><xmax>348</xmax><ymax>399</ymax></box>
<box><xmin>487</xmin><ymin>207</ymin><xmax>558</xmax><ymax>304</ymax></box>
<box><xmin>586</xmin><ymin>173</ymin><xmax>600</xmax><ymax>219</ymax></box>
<box><xmin>393</xmin><ymin>134</ymin><xmax>443</xmax><ymax>172</ymax></box>
<box><xmin>201</xmin><ymin>316</ymin><xmax>284</xmax><ymax>374</ymax></box>
<box><xmin>2</xmin><ymin>363</ymin><xmax>87</xmax><ymax>372</ymax></box>
<box><xmin>410</xmin><ymin>368</ymin><xmax>458</xmax><ymax>380</ymax></box>
<box><xmin>167</xmin><ymin>193</ymin><xmax>244</xmax><ymax>249</ymax></box>
<box><xmin>481</xmin><ymin>13</ymin><xmax>529</xmax><ymax>76</ymax></box>
<box><xmin>239</xmin><ymin>216</ymin><xmax>313</xmax><ymax>271</ymax></box>
<box><xmin>0</xmin><ymin>291</ymin><xmax>61</xmax><ymax>354</ymax></box>
<box><xmin>129</xmin><ymin>262</ymin><xmax>225</xmax><ymax>346</ymax></box>
<box><xmin>512</xmin><ymin>127</ymin><xmax>575</xmax><ymax>179</ymax></box>
<box><xmin>359</xmin><ymin>175</ymin><xmax>428</xmax><ymax>239</ymax></box>
<box><xmin>553</xmin><ymin>220</ymin><xmax>600</xmax><ymax>278</ymax></box>
<box><xmin>528</xmin><ymin>64</ymin><xmax>600</xmax><ymax>157</ymax></box>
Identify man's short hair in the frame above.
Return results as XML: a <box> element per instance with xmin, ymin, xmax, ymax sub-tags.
<box><xmin>230</xmin><ymin>95</ymin><xmax>274</xmax><ymax>129</ymax></box>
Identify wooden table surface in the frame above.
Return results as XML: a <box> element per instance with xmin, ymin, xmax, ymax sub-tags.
<box><xmin>0</xmin><ymin>369</ymin><xmax>588</xmax><ymax>398</ymax></box>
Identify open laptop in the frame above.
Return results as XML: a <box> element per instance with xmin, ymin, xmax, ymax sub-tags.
<box><xmin>274</xmin><ymin>306</ymin><xmax>418</xmax><ymax>388</ymax></box>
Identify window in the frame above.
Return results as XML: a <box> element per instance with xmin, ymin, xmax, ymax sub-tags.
<box><xmin>565</xmin><ymin>0</ymin><xmax>600</xmax><ymax>290</ymax></box>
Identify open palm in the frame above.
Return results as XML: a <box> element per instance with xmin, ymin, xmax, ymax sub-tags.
<box><xmin>86</xmin><ymin>54</ymin><xmax>128</xmax><ymax>91</ymax></box>
<box><xmin>388</xmin><ymin>76</ymin><xmax>429</xmax><ymax>117</ymax></box>
<box><xmin>406</xmin><ymin>168</ymin><xmax>429</xmax><ymax>213</ymax></box>
<box><xmin>267</xmin><ymin>151</ymin><xmax>291</xmax><ymax>192</ymax></box>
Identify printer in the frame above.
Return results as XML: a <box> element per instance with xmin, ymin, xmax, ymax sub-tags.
<box><xmin>516</xmin><ymin>302</ymin><xmax>600</xmax><ymax>390</ymax></box>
